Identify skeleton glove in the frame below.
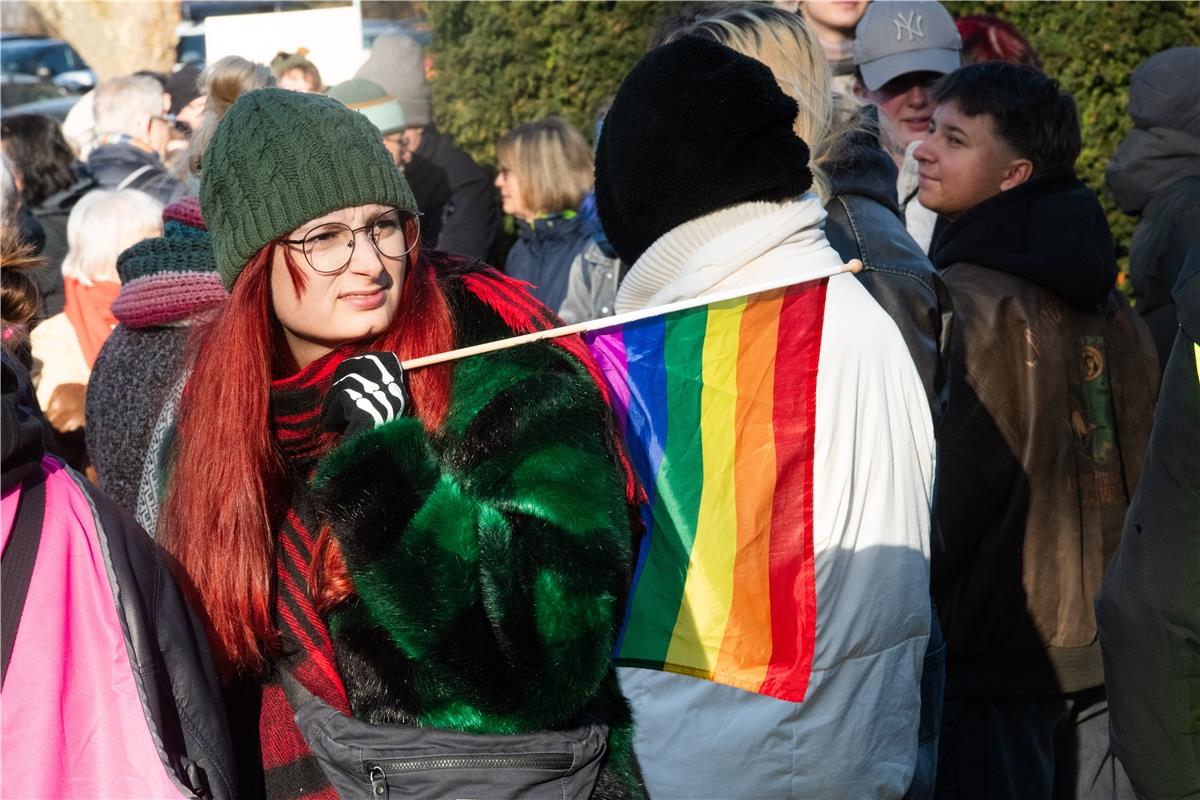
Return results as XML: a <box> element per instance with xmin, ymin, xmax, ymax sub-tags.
<box><xmin>321</xmin><ymin>352</ymin><xmax>410</xmax><ymax>437</ymax></box>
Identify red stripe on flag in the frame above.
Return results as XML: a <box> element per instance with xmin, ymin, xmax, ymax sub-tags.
<box><xmin>760</xmin><ymin>280</ymin><xmax>825</xmax><ymax>701</ymax></box>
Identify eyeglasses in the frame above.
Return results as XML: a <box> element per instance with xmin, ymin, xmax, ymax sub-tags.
<box><xmin>281</xmin><ymin>208</ymin><xmax>421</xmax><ymax>275</ymax></box>
<box><xmin>152</xmin><ymin>113</ymin><xmax>192</xmax><ymax>137</ymax></box>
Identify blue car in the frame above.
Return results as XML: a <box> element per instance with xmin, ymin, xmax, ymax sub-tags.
<box><xmin>1</xmin><ymin>36</ymin><xmax>96</xmax><ymax>96</ymax></box>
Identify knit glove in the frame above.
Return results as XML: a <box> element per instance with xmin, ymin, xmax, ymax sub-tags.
<box><xmin>321</xmin><ymin>352</ymin><xmax>409</xmax><ymax>437</ymax></box>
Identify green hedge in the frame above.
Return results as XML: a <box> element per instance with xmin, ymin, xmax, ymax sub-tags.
<box><xmin>427</xmin><ymin>1</ymin><xmax>661</xmax><ymax>165</ymax></box>
<box><xmin>428</xmin><ymin>1</ymin><xmax>1200</xmax><ymax>271</ymax></box>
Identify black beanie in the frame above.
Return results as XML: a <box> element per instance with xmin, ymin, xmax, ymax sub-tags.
<box><xmin>164</xmin><ymin>65</ymin><xmax>202</xmax><ymax>115</ymax></box>
<box><xmin>594</xmin><ymin>37</ymin><xmax>813</xmax><ymax>266</ymax></box>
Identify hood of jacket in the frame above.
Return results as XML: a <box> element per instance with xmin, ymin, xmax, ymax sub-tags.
<box><xmin>824</xmin><ymin>124</ymin><xmax>901</xmax><ymax>216</ymax></box>
<box><xmin>514</xmin><ymin>213</ymin><xmax>585</xmax><ymax>247</ymax></box>
<box><xmin>86</xmin><ymin>140</ymin><xmax>165</xmax><ymax>187</ymax></box>
<box><xmin>32</xmin><ymin>162</ymin><xmax>97</xmax><ymax>217</ymax></box>
<box><xmin>1128</xmin><ymin>46</ymin><xmax>1200</xmax><ymax>137</ymax></box>
<box><xmin>1105</xmin><ymin>127</ymin><xmax>1200</xmax><ymax>215</ymax></box>
<box><xmin>932</xmin><ymin>174</ymin><xmax>1117</xmax><ymax>308</ymax></box>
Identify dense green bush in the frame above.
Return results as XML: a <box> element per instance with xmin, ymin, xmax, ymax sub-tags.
<box><xmin>428</xmin><ymin>1</ymin><xmax>1199</xmax><ymax>271</ymax></box>
<box><xmin>427</xmin><ymin>1</ymin><xmax>661</xmax><ymax>165</ymax></box>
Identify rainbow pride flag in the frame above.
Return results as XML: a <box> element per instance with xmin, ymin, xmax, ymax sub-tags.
<box><xmin>583</xmin><ymin>279</ymin><xmax>827</xmax><ymax>703</ymax></box>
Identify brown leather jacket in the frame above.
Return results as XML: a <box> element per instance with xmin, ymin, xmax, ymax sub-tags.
<box><xmin>935</xmin><ymin>268</ymin><xmax>1158</xmax><ymax>696</ymax></box>
<box><xmin>930</xmin><ymin>177</ymin><xmax>1159</xmax><ymax>697</ymax></box>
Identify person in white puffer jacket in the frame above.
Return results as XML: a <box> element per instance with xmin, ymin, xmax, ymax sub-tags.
<box><xmin>594</xmin><ymin>36</ymin><xmax>935</xmax><ymax>799</ymax></box>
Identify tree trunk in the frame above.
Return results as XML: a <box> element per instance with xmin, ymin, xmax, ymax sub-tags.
<box><xmin>0</xmin><ymin>2</ymin><xmax>53</xmax><ymax>37</ymax></box>
<box><xmin>35</xmin><ymin>0</ymin><xmax>181</xmax><ymax>80</ymax></box>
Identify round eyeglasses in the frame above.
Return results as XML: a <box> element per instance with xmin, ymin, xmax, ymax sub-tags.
<box><xmin>281</xmin><ymin>208</ymin><xmax>421</xmax><ymax>275</ymax></box>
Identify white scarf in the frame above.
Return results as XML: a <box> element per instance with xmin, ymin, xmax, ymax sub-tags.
<box><xmin>614</xmin><ymin>194</ymin><xmax>847</xmax><ymax>313</ymax></box>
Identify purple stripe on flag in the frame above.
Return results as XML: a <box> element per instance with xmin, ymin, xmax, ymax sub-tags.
<box><xmin>584</xmin><ymin>327</ymin><xmax>630</xmax><ymax>435</ymax></box>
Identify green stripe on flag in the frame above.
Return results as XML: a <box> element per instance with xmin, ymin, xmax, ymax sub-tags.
<box><xmin>618</xmin><ymin>304</ymin><xmax>709</xmax><ymax>666</ymax></box>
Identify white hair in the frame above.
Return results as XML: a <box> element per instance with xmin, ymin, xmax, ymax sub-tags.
<box><xmin>61</xmin><ymin>189</ymin><xmax>163</xmax><ymax>285</ymax></box>
<box><xmin>62</xmin><ymin>89</ymin><xmax>95</xmax><ymax>159</ymax></box>
<box><xmin>93</xmin><ymin>75</ymin><xmax>164</xmax><ymax>139</ymax></box>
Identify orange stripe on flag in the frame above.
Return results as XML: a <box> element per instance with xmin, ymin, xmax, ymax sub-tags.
<box><xmin>712</xmin><ymin>291</ymin><xmax>784</xmax><ymax>690</ymax></box>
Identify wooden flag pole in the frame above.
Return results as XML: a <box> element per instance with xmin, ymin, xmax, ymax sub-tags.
<box><xmin>400</xmin><ymin>260</ymin><xmax>863</xmax><ymax>371</ymax></box>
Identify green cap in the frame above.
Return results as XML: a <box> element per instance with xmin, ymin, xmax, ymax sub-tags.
<box><xmin>199</xmin><ymin>87</ymin><xmax>416</xmax><ymax>290</ymax></box>
<box><xmin>327</xmin><ymin>78</ymin><xmax>407</xmax><ymax>136</ymax></box>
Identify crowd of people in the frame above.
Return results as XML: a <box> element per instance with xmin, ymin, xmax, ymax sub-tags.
<box><xmin>1</xmin><ymin>1</ymin><xmax>1197</xmax><ymax>799</ymax></box>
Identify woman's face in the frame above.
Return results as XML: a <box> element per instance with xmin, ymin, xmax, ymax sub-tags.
<box><xmin>494</xmin><ymin>165</ymin><xmax>530</xmax><ymax>221</ymax></box>
<box><xmin>278</xmin><ymin>68</ymin><xmax>319</xmax><ymax>93</ymax></box>
<box><xmin>271</xmin><ymin>203</ymin><xmax>408</xmax><ymax>369</ymax></box>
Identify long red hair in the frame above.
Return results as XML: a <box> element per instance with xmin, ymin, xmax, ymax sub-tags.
<box><xmin>159</xmin><ymin>241</ymin><xmax>453</xmax><ymax>675</ymax></box>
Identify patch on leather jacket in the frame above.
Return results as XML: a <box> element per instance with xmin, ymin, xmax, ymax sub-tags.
<box><xmin>1070</xmin><ymin>335</ymin><xmax>1116</xmax><ymax>466</ymax></box>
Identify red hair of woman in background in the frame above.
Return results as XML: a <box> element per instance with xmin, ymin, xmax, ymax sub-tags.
<box><xmin>956</xmin><ymin>14</ymin><xmax>1042</xmax><ymax>70</ymax></box>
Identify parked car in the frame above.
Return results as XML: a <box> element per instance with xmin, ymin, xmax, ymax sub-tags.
<box><xmin>363</xmin><ymin>18</ymin><xmax>431</xmax><ymax>49</ymax></box>
<box><xmin>0</xmin><ymin>73</ymin><xmax>69</xmax><ymax>109</ymax></box>
<box><xmin>2</xmin><ymin>93</ymin><xmax>81</xmax><ymax>122</ymax></box>
<box><xmin>0</xmin><ymin>37</ymin><xmax>95</xmax><ymax>93</ymax></box>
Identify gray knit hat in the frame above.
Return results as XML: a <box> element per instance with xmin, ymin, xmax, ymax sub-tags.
<box><xmin>355</xmin><ymin>34</ymin><xmax>432</xmax><ymax>127</ymax></box>
<box><xmin>199</xmin><ymin>87</ymin><xmax>416</xmax><ymax>289</ymax></box>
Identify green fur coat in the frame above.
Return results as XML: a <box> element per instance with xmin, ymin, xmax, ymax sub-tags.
<box><xmin>310</xmin><ymin>261</ymin><xmax>646</xmax><ymax>799</ymax></box>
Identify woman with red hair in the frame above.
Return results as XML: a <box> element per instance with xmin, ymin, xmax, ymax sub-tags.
<box><xmin>159</xmin><ymin>88</ymin><xmax>645</xmax><ymax>800</ymax></box>
<box><xmin>956</xmin><ymin>14</ymin><xmax>1042</xmax><ymax>70</ymax></box>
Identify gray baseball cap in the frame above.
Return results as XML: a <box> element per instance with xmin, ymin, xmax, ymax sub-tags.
<box><xmin>853</xmin><ymin>1</ymin><xmax>962</xmax><ymax>91</ymax></box>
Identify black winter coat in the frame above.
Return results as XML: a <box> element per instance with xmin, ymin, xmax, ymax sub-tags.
<box><xmin>87</xmin><ymin>140</ymin><xmax>188</xmax><ymax>206</ymax></box>
<box><xmin>504</xmin><ymin>214</ymin><xmax>591</xmax><ymax>314</ymax></box>
<box><xmin>1097</xmin><ymin>247</ymin><xmax>1200</xmax><ymax>799</ymax></box>
<box><xmin>1106</xmin><ymin>126</ymin><xmax>1200</xmax><ymax>367</ymax></box>
<box><xmin>404</xmin><ymin>128</ymin><xmax>499</xmax><ymax>260</ymax></box>
<box><xmin>29</xmin><ymin>162</ymin><xmax>98</xmax><ymax>318</ymax></box>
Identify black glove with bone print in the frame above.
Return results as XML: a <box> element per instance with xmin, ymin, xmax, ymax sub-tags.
<box><xmin>321</xmin><ymin>352</ymin><xmax>410</xmax><ymax>437</ymax></box>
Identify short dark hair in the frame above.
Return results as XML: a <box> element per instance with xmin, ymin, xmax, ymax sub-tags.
<box><xmin>0</xmin><ymin>114</ymin><xmax>77</xmax><ymax>208</ymax></box>
<box><xmin>933</xmin><ymin>62</ymin><xmax>1080</xmax><ymax>177</ymax></box>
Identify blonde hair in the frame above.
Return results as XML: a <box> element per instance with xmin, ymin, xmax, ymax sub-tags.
<box><xmin>495</xmin><ymin>117</ymin><xmax>594</xmax><ymax>218</ymax></box>
<box><xmin>186</xmin><ymin>56</ymin><xmax>276</xmax><ymax>176</ymax></box>
<box><xmin>668</xmin><ymin>4</ymin><xmax>857</xmax><ymax>201</ymax></box>
<box><xmin>61</xmin><ymin>189</ymin><xmax>163</xmax><ymax>285</ymax></box>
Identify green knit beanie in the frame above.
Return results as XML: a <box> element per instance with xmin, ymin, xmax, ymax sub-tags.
<box><xmin>327</xmin><ymin>78</ymin><xmax>407</xmax><ymax>136</ymax></box>
<box><xmin>199</xmin><ymin>87</ymin><xmax>417</xmax><ymax>290</ymax></box>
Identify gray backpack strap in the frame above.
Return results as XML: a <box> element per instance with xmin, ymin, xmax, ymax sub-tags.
<box><xmin>116</xmin><ymin>164</ymin><xmax>155</xmax><ymax>191</ymax></box>
<box><xmin>1</xmin><ymin>474</ymin><xmax>46</xmax><ymax>687</ymax></box>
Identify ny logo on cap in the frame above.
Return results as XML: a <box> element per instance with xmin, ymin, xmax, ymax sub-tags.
<box><xmin>894</xmin><ymin>11</ymin><xmax>925</xmax><ymax>41</ymax></box>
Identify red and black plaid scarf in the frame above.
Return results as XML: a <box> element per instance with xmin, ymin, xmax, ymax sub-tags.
<box><xmin>262</xmin><ymin>349</ymin><xmax>351</xmax><ymax>800</ymax></box>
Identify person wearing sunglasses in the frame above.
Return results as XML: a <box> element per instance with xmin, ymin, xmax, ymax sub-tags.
<box><xmin>157</xmin><ymin>88</ymin><xmax>647</xmax><ymax>800</ymax></box>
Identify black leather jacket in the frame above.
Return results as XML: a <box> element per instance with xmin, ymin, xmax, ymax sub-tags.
<box><xmin>822</xmin><ymin>128</ymin><xmax>952</xmax><ymax>429</ymax></box>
